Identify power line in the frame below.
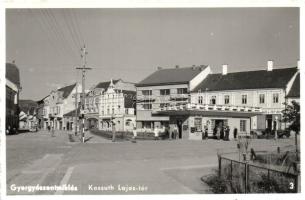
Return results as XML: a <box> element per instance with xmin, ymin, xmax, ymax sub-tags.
<box><xmin>61</xmin><ymin>9</ymin><xmax>83</xmax><ymax>56</ymax></box>
<box><xmin>45</xmin><ymin>9</ymin><xmax>79</xmax><ymax>59</ymax></box>
<box><xmin>69</xmin><ymin>9</ymin><xmax>85</xmax><ymax>46</ymax></box>
<box><xmin>38</xmin><ymin>9</ymin><xmax>71</xmax><ymax>59</ymax></box>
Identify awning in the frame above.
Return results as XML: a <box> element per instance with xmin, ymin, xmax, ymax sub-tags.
<box><xmin>154</xmin><ymin>110</ymin><xmax>262</xmax><ymax>118</ymax></box>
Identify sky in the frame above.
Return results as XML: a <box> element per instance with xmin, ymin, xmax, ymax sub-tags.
<box><xmin>6</xmin><ymin>8</ymin><xmax>299</xmax><ymax>100</ymax></box>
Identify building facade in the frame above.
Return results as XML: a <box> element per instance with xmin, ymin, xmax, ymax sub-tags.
<box><xmin>85</xmin><ymin>79</ymin><xmax>136</xmax><ymax>132</ymax></box>
<box><xmin>135</xmin><ymin>65</ymin><xmax>211</xmax><ymax>135</ymax></box>
<box><xmin>42</xmin><ymin>83</ymin><xmax>82</xmax><ymax>130</ymax></box>
<box><xmin>6</xmin><ymin>62</ymin><xmax>21</xmax><ymax>133</ymax></box>
<box><xmin>137</xmin><ymin>62</ymin><xmax>299</xmax><ymax>140</ymax></box>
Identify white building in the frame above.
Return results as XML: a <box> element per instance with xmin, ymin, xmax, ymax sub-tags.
<box><xmin>85</xmin><ymin>79</ymin><xmax>136</xmax><ymax>132</ymax></box>
<box><xmin>148</xmin><ymin>61</ymin><xmax>299</xmax><ymax>140</ymax></box>
<box><xmin>42</xmin><ymin>83</ymin><xmax>82</xmax><ymax>130</ymax></box>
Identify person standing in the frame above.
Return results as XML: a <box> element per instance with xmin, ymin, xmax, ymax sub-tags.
<box><xmin>205</xmin><ymin>126</ymin><xmax>209</xmax><ymax>139</ymax></box>
<box><xmin>154</xmin><ymin>126</ymin><xmax>159</xmax><ymax>140</ymax></box>
<box><xmin>173</xmin><ymin>125</ymin><xmax>178</xmax><ymax>139</ymax></box>
<box><xmin>216</xmin><ymin>126</ymin><xmax>221</xmax><ymax>140</ymax></box>
<box><xmin>51</xmin><ymin>126</ymin><xmax>55</xmax><ymax>137</ymax></box>
<box><xmin>225</xmin><ymin>126</ymin><xmax>230</xmax><ymax>141</ymax></box>
<box><xmin>234</xmin><ymin>127</ymin><xmax>238</xmax><ymax>140</ymax></box>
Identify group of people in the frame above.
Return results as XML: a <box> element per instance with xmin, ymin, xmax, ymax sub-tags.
<box><xmin>211</xmin><ymin>125</ymin><xmax>238</xmax><ymax>141</ymax></box>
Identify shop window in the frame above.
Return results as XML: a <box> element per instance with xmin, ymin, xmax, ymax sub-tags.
<box><xmin>240</xmin><ymin>120</ymin><xmax>247</xmax><ymax>132</ymax></box>
<box><xmin>194</xmin><ymin>118</ymin><xmax>202</xmax><ymax>132</ymax></box>
<box><xmin>259</xmin><ymin>94</ymin><xmax>265</xmax><ymax>104</ymax></box>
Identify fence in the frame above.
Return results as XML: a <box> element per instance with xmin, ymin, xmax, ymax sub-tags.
<box><xmin>218</xmin><ymin>155</ymin><xmax>298</xmax><ymax>193</ymax></box>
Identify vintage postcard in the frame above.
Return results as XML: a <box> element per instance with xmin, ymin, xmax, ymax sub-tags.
<box><xmin>0</xmin><ymin>0</ymin><xmax>303</xmax><ymax>199</ymax></box>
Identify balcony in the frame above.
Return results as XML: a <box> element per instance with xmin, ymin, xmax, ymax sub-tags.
<box><xmin>152</xmin><ymin>103</ymin><xmax>263</xmax><ymax>114</ymax></box>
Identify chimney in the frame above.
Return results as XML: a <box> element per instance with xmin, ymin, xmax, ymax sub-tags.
<box><xmin>175</xmin><ymin>65</ymin><xmax>179</xmax><ymax>69</ymax></box>
<box><xmin>297</xmin><ymin>60</ymin><xmax>300</xmax><ymax>70</ymax></box>
<box><xmin>192</xmin><ymin>64</ymin><xmax>196</xmax><ymax>70</ymax></box>
<box><xmin>222</xmin><ymin>64</ymin><xmax>228</xmax><ymax>75</ymax></box>
<box><xmin>267</xmin><ymin>60</ymin><xmax>273</xmax><ymax>71</ymax></box>
<box><xmin>157</xmin><ymin>66</ymin><xmax>162</xmax><ymax>70</ymax></box>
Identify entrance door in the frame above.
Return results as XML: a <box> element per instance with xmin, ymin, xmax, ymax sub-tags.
<box><xmin>266</xmin><ymin>115</ymin><xmax>272</xmax><ymax>131</ymax></box>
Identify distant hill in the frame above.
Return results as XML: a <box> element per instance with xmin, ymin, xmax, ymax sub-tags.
<box><xmin>19</xmin><ymin>99</ymin><xmax>38</xmax><ymax>115</ymax></box>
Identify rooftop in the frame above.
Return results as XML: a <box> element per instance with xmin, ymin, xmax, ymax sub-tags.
<box><xmin>57</xmin><ymin>83</ymin><xmax>77</xmax><ymax>99</ymax></box>
<box><xmin>6</xmin><ymin>63</ymin><xmax>21</xmax><ymax>88</ymax></box>
<box><xmin>136</xmin><ymin>65</ymin><xmax>208</xmax><ymax>87</ymax></box>
<box><xmin>287</xmin><ymin>73</ymin><xmax>300</xmax><ymax>98</ymax></box>
<box><xmin>193</xmin><ymin>67</ymin><xmax>298</xmax><ymax>92</ymax></box>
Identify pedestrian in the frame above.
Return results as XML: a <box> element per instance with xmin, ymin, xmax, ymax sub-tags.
<box><xmin>47</xmin><ymin>125</ymin><xmax>50</xmax><ymax>132</ymax></box>
<box><xmin>173</xmin><ymin>125</ymin><xmax>178</xmax><ymax>139</ymax></box>
<box><xmin>225</xmin><ymin>126</ymin><xmax>230</xmax><ymax>141</ymax></box>
<box><xmin>216</xmin><ymin>126</ymin><xmax>221</xmax><ymax>140</ymax></box>
<box><xmin>154</xmin><ymin>126</ymin><xmax>159</xmax><ymax>140</ymax></box>
<box><xmin>220</xmin><ymin>126</ymin><xmax>224</xmax><ymax>140</ymax></box>
<box><xmin>234</xmin><ymin>127</ymin><xmax>238</xmax><ymax>140</ymax></box>
<box><xmin>205</xmin><ymin>126</ymin><xmax>208</xmax><ymax>139</ymax></box>
<box><xmin>132</xmin><ymin>123</ymin><xmax>137</xmax><ymax>143</ymax></box>
<box><xmin>51</xmin><ymin>126</ymin><xmax>55</xmax><ymax>137</ymax></box>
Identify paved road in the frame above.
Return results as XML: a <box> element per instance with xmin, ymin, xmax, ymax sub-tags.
<box><xmin>6</xmin><ymin>130</ymin><xmax>296</xmax><ymax>195</ymax></box>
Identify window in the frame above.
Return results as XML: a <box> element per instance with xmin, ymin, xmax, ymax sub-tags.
<box><xmin>177</xmin><ymin>88</ymin><xmax>188</xmax><ymax>94</ymax></box>
<box><xmin>142</xmin><ymin>90</ymin><xmax>152</xmax><ymax>96</ymax></box>
<box><xmin>112</xmin><ymin>108</ymin><xmax>115</xmax><ymax>114</ymax></box>
<box><xmin>160</xmin><ymin>103</ymin><xmax>170</xmax><ymax>108</ymax></box>
<box><xmin>242</xmin><ymin>95</ymin><xmax>247</xmax><ymax>104</ymax></box>
<box><xmin>273</xmin><ymin>93</ymin><xmax>279</xmax><ymax>103</ymax></box>
<box><xmin>210</xmin><ymin>96</ymin><xmax>216</xmax><ymax>105</ymax></box>
<box><xmin>118</xmin><ymin>105</ymin><xmax>121</xmax><ymax>109</ymax></box>
<box><xmin>160</xmin><ymin>89</ymin><xmax>170</xmax><ymax>95</ymax></box>
<box><xmin>224</xmin><ymin>95</ymin><xmax>230</xmax><ymax>104</ymax></box>
<box><xmin>194</xmin><ymin>118</ymin><xmax>202</xmax><ymax>132</ymax></box>
<box><xmin>143</xmin><ymin>104</ymin><xmax>152</xmax><ymax>110</ymax></box>
<box><xmin>259</xmin><ymin>94</ymin><xmax>265</xmax><ymax>104</ymax></box>
<box><xmin>240</xmin><ymin>120</ymin><xmax>247</xmax><ymax>132</ymax></box>
<box><xmin>198</xmin><ymin>96</ymin><xmax>203</xmax><ymax>104</ymax></box>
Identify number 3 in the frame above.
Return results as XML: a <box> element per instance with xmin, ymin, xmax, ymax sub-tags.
<box><xmin>289</xmin><ymin>182</ymin><xmax>294</xmax><ymax>189</ymax></box>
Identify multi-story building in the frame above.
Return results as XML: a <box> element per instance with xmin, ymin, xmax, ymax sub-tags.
<box><xmin>36</xmin><ymin>95</ymin><xmax>49</xmax><ymax>129</ymax></box>
<box><xmin>85</xmin><ymin>79</ymin><xmax>136</xmax><ymax>131</ymax></box>
<box><xmin>135</xmin><ymin>65</ymin><xmax>211</xmax><ymax>136</ymax></box>
<box><xmin>6</xmin><ymin>62</ymin><xmax>21</xmax><ymax>133</ymax></box>
<box><xmin>152</xmin><ymin>61</ymin><xmax>299</xmax><ymax>140</ymax></box>
<box><xmin>42</xmin><ymin>83</ymin><xmax>82</xmax><ymax>130</ymax></box>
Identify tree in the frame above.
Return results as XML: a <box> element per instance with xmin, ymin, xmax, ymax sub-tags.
<box><xmin>281</xmin><ymin>100</ymin><xmax>300</xmax><ymax>161</ymax></box>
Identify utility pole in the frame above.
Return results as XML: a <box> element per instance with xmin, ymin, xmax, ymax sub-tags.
<box><xmin>76</xmin><ymin>45</ymin><xmax>92</xmax><ymax>143</ymax></box>
<box><xmin>74</xmin><ymin>82</ymin><xmax>78</xmax><ymax>136</ymax></box>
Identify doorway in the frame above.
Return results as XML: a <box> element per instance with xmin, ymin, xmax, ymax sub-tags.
<box><xmin>266</xmin><ymin>115</ymin><xmax>272</xmax><ymax>130</ymax></box>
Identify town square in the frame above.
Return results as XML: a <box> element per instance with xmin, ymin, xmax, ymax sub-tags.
<box><xmin>3</xmin><ymin>5</ymin><xmax>301</xmax><ymax>196</ymax></box>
